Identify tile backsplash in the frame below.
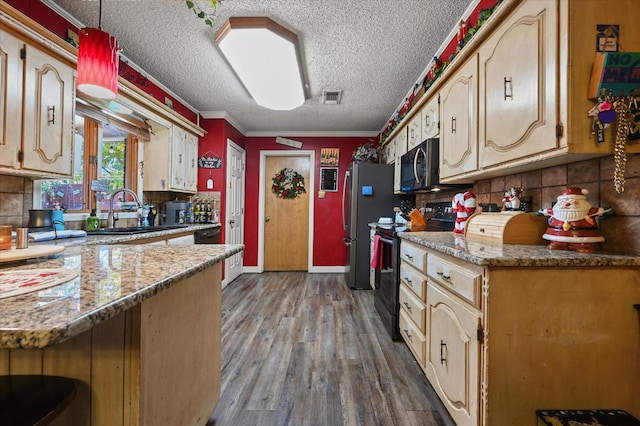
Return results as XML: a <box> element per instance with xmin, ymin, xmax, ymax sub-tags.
<box><xmin>415</xmin><ymin>154</ymin><xmax>640</xmax><ymax>255</ymax></box>
<box><xmin>2</xmin><ymin>154</ymin><xmax>639</xmax><ymax>255</ymax></box>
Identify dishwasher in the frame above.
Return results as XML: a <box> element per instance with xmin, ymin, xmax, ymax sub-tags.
<box><xmin>194</xmin><ymin>227</ymin><xmax>221</xmax><ymax>244</ymax></box>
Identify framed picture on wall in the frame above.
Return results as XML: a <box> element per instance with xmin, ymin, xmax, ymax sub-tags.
<box><xmin>321</xmin><ymin>148</ymin><xmax>339</xmax><ymax>165</ymax></box>
<box><xmin>320</xmin><ymin>167</ymin><xmax>338</xmax><ymax>192</ymax></box>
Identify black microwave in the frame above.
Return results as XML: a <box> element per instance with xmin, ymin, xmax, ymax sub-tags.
<box><xmin>399</xmin><ymin>138</ymin><xmax>440</xmax><ymax>192</ymax></box>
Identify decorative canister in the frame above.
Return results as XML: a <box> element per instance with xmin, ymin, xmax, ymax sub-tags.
<box><xmin>538</xmin><ymin>187</ymin><xmax>611</xmax><ymax>253</ymax></box>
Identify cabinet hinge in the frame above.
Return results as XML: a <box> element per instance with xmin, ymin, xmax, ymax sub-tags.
<box><xmin>477</xmin><ymin>327</ymin><xmax>485</xmax><ymax>342</ymax></box>
<box><xmin>556</xmin><ymin>122</ymin><xmax>564</xmax><ymax>138</ymax></box>
<box><xmin>18</xmin><ymin>150</ymin><xmax>24</xmax><ymax>162</ymax></box>
<box><xmin>20</xmin><ymin>47</ymin><xmax>26</xmax><ymax>60</ymax></box>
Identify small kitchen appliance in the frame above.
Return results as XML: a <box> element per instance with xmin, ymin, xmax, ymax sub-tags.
<box><xmin>163</xmin><ymin>201</ymin><xmax>187</xmax><ymax>225</ymax></box>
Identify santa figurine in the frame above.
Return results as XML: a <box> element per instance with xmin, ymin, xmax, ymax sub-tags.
<box><xmin>452</xmin><ymin>191</ymin><xmax>477</xmax><ymax>234</ymax></box>
<box><xmin>539</xmin><ymin>187</ymin><xmax>611</xmax><ymax>253</ymax></box>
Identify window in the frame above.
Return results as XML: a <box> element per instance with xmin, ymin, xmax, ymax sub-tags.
<box><xmin>37</xmin><ymin>113</ymin><xmax>139</xmax><ymax>212</ymax></box>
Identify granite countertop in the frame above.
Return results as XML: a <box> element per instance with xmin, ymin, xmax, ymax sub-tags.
<box><xmin>55</xmin><ymin>223</ymin><xmax>221</xmax><ymax>247</ymax></box>
<box><xmin>0</xmin><ymin>242</ymin><xmax>243</xmax><ymax>349</ymax></box>
<box><xmin>400</xmin><ymin>231</ymin><xmax>640</xmax><ymax>268</ymax></box>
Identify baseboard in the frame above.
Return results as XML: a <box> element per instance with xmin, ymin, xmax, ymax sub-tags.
<box><xmin>238</xmin><ymin>266</ymin><xmax>347</xmax><ymax>274</ymax></box>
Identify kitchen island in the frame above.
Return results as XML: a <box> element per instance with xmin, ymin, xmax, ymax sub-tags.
<box><xmin>0</xmin><ymin>242</ymin><xmax>243</xmax><ymax>425</ymax></box>
<box><xmin>397</xmin><ymin>231</ymin><xmax>640</xmax><ymax>425</ymax></box>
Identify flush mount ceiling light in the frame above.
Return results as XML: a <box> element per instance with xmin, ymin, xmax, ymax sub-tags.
<box><xmin>215</xmin><ymin>17</ymin><xmax>307</xmax><ymax>111</ymax></box>
<box><xmin>77</xmin><ymin>0</ymin><xmax>119</xmax><ymax>99</ymax></box>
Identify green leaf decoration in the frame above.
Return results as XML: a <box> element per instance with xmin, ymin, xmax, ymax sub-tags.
<box><xmin>186</xmin><ymin>0</ymin><xmax>223</xmax><ymax>27</ymax></box>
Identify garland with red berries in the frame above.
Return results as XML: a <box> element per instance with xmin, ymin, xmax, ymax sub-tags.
<box><xmin>272</xmin><ymin>168</ymin><xmax>306</xmax><ymax>199</ymax></box>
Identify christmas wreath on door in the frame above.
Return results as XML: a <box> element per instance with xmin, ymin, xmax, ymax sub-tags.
<box><xmin>272</xmin><ymin>168</ymin><xmax>306</xmax><ymax>199</ymax></box>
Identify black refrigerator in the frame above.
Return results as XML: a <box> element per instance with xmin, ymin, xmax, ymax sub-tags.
<box><xmin>342</xmin><ymin>162</ymin><xmax>398</xmax><ymax>289</ymax></box>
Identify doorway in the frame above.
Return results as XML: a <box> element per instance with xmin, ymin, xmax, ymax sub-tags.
<box><xmin>259</xmin><ymin>151</ymin><xmax>315</xmax><ymax>271</ymax></box>
<box><xmin>225</xmin><ymin>139</ymin><xmax>245</xmax><ymax>285</ymax></box>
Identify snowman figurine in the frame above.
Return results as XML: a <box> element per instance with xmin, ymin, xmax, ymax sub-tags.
<box><xmin>539</xmin><ymin>187</ymin><xmax>611</xmax><ymax>253</ymax></box>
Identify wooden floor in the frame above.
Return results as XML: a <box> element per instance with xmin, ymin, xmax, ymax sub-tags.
<box><xmin>208</xmin><ymin>272</ymin><xmax>455</xmax><ymax>426</ymax></box>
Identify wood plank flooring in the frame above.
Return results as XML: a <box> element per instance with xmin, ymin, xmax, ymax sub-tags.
<box><xmin>208</xmin><ymin>272</ymin><xmax>455</xmax><ymax>426</ymax></box>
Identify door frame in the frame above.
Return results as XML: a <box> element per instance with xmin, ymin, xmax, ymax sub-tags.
<box><xmin>258</xmin><ymin>150</ymin><xmax>315</xmax><ymax>273</ymax></box>
<box><xmin>224</xmin><ymin>139</ymin><xmax>245</xmax><ymax>287</ymax></box>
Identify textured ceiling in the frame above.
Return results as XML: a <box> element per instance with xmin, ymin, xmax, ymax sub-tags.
<box><xmin>47</xmin><ymin>0</ymin><xmax>473</xmax><ymax>136</ymax></box>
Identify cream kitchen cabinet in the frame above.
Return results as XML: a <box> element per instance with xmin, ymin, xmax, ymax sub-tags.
<box><xmin>477</xmin><ymin>0</ymin><xmax>558</xmax><ymax>170</ymax></box>
<box><xmin>144</xmin><ymin>122</ymin><xmax>198</xmax><ymax>193</ymax></box>
<box><xmin>398</xmin><ymin>240</ymin><xmax>428</xmax><ymax>368</ymax></box>
<box><xmin>391</xmin><ymin>125</ymin><xmax>407</xmax><ymax>193</ymax></box>
<box><xmin>406</xmin><ymin>111</ymin><xmax>422</xmax><ymax>150</ymax></box>
<box><xmin>476</xmin><ymin>0</ymin><xmax>640</xmax><ymax>175</ymax></box>
<box><xmin>398</xmin><ymin>233</ymin><xmax>640</xmax><ymax>425</ymax></box>
<box><xmin>439</xmin><ymin>54</ymin><xmax>478</xmax><ymax>182</ymax></box>
<box><xmin>426</xmin><ymin>283</ymin><xmax>481</xmax><ymax>426</ymax></box>
<box><xmin>424</xmin><ymin>251</ymin><xmax>483</xmax><ymax>426</ymax></box>
<box><xmin>436</xmin><ymin>0</ymin><xmax>640</xmax><ymax>183</ymax></box>
<box><xmin>420</xmin><ymin>95</ymin><xmax>439</xmax><ymax>141</ymax></box>
<box><xmin>0</xmin><ymin>27</ymin><xmax>75</xmax><ymax>177</ymax></box>
<box><xmin>381</xmin><ymin>137</ymin><xmax>395</xmax><ymax>164</ymax></box>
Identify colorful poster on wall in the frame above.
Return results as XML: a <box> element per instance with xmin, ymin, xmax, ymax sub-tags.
<box><xmin>321</xmin><ymin>148</ymin><xmax>339</xmax><ymax>165</ymax></box>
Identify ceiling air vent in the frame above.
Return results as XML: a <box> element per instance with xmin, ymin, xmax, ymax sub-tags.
<box><xmin>322</xmin><ymin>90</ymin><xmax>342</xmax><ymax>105</ymax></box>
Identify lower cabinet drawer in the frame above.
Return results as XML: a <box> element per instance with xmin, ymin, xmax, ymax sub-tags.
<box><xmin>399</xmin><ymin>309</ymin><xmax>426</xmax><ymax>366</ymax></box>
<box><xmin>399</xmin><ymin>284</ymin><xmax>426</xmax><ymax>333</ymax></box>
<box><xmin>427</xmin><ymin>252</ymin><xmax>482</xmax><ymax>308</ymax></box>
<box><xmin>400</xmin><ymin>261</ymin><xmax>427</xmax><ymax>300</ymax></box>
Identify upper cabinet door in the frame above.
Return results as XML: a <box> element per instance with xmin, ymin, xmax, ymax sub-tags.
<box><xmin>478</xmin><ymin>0</ymin><xmax>558</xmax><ymax>169</ymax></box>
<box><xmin>407</xmin><ymin>112</ymin><xmax>422</xmax><ymax>150</ymax></box>
<box><xmin>0</xmin><ymin>31</ymin><xmax>22</xmax><ymax>169</ymax></box>
<box><xmin>421</xmin><ymin>95</ymin><xmax>440</xmax><ymax>141</ymax></box>
<box><xmin>439</xmin><ymin>54</ymin><xmax>478</xmax><ymax>181</ymax></box>
<box><xmin>170</xmin><ymin>125</ymin><xmax>186</xmax><ymax>190</ymax></box>
<box><xmin>185</xmin><ymin>132</ymin><xmax>198</xmax><ymax>192</ymax></box>
<box><xmin>21</xmin><ymin>42</ymin><xmax>75</xmax><ymax>176</ymax></box>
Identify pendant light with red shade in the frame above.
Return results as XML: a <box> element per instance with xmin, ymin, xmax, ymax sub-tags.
<box><xmin>77</xmin><ymin>0</ymin><xmax>119</xmax><ymax>99</ymax></box>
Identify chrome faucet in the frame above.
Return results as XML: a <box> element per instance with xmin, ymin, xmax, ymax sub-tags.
<box><xmin>106</xmin><ymin>188</ymin><xmax>142</xmax><ymax>228</ymax></box>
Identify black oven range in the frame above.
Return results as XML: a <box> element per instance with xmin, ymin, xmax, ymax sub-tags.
<box><xmin>372</xmin><ymin>203</ymin><xmax>456</xmax><ymax>341</ymax></box>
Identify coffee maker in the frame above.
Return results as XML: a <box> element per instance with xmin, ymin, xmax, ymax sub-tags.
<box><xmin>163</xmin><ymin>201</ymin><xmax>187</xmax><ymax>225</ymax></box>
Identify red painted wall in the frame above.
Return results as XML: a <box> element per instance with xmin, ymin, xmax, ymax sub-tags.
<box><xmin>197</xmin><ymin>119</ymin><xmax>246</xmax><ymax>245</ymax></box>
<box><xmin>195</xmin><ymin>121</ymin><xmax>373</xmax><ymax>267</ymax></box>
<box><xmin>242</xmin><ymin>136</ymin><xmax>373</xmax><ymax>267</ymax></box>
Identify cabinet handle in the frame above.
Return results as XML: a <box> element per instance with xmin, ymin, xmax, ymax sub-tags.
<box><xmin>404</xmin><ymin>253</ymin><xmax>414</xmax><ymax>260</ymax></box>
<box><xmin>403</xmin><ymin>301</ymin><xmax>412</xmax><ymax>311</ymax></box>
<box><xmin>437</xmin><ymin>271</ymin><xmax>451</xmax><ymax>281</ymax></box>
<box><xmin>425</xmin><ymin>114</ymin><xmax>430</xmax><ymax>127</ymax></box>
<box><xmin>47</xmin><ymin>106</ymin><xmax>55</xmax><ymax>125</ymax></box>
<box><xmin>504</xmin><ymin>77</ymin><xmax>513</xmax><ymax>100</ymax></box>
<box><xmin>179</xmin><ymin>153</ymin><xmax>183</xmax><ymax>164</ymax></box>
<box><xmin>451</xmin><ymin>117</ymin><xmax>456</xmax><ymax>134</ymax></box>
<box><xmin>440</xmin><ymin>340</ymin><xmax>447</xmax><ymax>364</ymax></box>
<box><xmin>404</xmin><ymin>276</ymin><xmax>412</xmax><ymax>284</ymax></box>
<box><xmin>404</xmin><ymin>329</ymin><xmax>411</xmax><ymax>339</ymax></box>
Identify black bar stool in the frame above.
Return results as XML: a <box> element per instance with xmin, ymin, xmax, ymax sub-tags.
<box><xmin>0</xmin><ymin>375</ymin><xmax>77</xmax><ymax>425</ymax></box>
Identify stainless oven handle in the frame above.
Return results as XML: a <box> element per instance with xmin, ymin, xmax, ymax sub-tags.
<box><xmin>375</xmin><ymin>234</ymin><xmax>394</xmax><ymax>245</ymax></box>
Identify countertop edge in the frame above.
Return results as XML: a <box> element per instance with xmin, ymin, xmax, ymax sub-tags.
<box><xmin>0</xmin><ymin>243</ymin><xmax>244</xmax><ymax>349</ymax></box>
<box><xmin>399</xmin><ymin>232</ymin><xmax>640</xmax><ymax>267</ymax></box>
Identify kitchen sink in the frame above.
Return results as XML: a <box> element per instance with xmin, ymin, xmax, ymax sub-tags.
<box><xmin>87</xmin><ymin>225</ymin><xmax>189</xmax><ymax>236</ymax></box>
